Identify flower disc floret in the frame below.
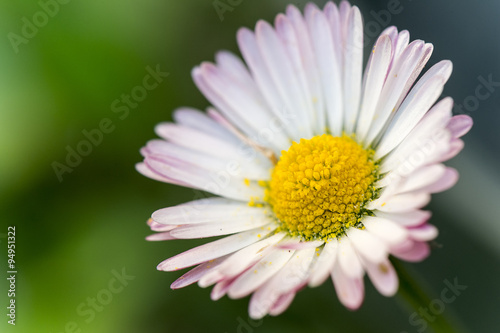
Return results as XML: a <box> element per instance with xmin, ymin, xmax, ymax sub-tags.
<box><xmin>267</xmin><ymin>134</ymin><xmax>379</xmax><ymax>241</ymax></box>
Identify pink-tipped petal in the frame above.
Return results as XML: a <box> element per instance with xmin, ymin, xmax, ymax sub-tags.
<box><xmin>248</xmin><ymin>278</ymin><xmax>280</xmax><ymax>319</ymax></box>
<box><xmin>332</xmin><ymin>263</ymin><xmax>365</xmax><ymax>310</ymax></box>
<box><xmin>407</xmin><ymin>224</ymin><xmax>439</xmax><ymax>242</ymax></box>
<box><xmin>157</xmin><ymin>227</ymin><xmax>275</xmax><ymax>271</ymax></box>
<box><xmin>438</xmin><ymin>139</ymin><xmax>465</xmax><ymax>162</ymax></box>
<box><xmin>376</xmin><ymin>60</ymin><xmax>453</xmax><ymax>158</ymax></box>
<box><xmin>146</xmin><ymin>232</ymin><xmax>177</xmax><ymax>241</ymax></box>
<box><xmin>395</xmin><ymin>164</ymin><xmax>447</xmax><ymax>194</ymax></box>
<box><xmin>363</xmin><ymin>258</ymin><xmax>399</xmax><ymax>297</ymax></box>
<box><xmin>148</xmin><ymin>219</ymin><xmax>178</xmax><ymax>232</ymax></box>
<box><xmin>447</xmin><ymin>115</ymin><xmax>473</xmax><ymax>138</ymax></box>
<box><xmin>269</xmin><ymin>292</ymin><xmax>296</xmax><ymax>316</ymax></box>
<box><xmin>171</xmin><ymin>257</ymin><xmax>226</xmax><ymax>289</ymax></box>
<box><xmin>211</xmin><ymin>275</ymin><xmax>238</xmax><ymax>300</ymax></box>
<box><xmin>135</xmin><ymin>162</ymin><xmax>186</xmax><ymax>186</ymax></box>
<box><xmin>391</xmin><ymin>240</ymin><xmax>430</xmax><ymax>262</ymax></box>
<box><xmin>416</xmin><ymin>167</ymin><xmax>459</xmax><ymax>193</ymax></box>
<box><xmin>374</xmin><ymin>210</ymin><xmax>432</xmax><ymax>227</ymax></box>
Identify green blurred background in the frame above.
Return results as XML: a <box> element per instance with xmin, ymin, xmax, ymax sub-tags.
<box><xmin>1</xmin><ymin>0</ymin><xmax>499</xmax><ymax>332</ymax></box>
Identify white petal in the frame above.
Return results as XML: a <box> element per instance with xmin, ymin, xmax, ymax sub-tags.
<box><xmin>322</xmin><ymin>2</ymin><xmax>342</xmax><ymax>70</ymax></box>
<box><xmin>369</xmin><ymin>192</ymin><xmax>430</xmax><ymax>212</ymax></box>
<box><xmin>376</xmin><ymin>60</ymin><xmax>453</xmax><ymax>158</ymax></box>
<box><xmin>214</xmin><ymin>51</ymin><xmax>259</xmax><ymax>94</ymax></box>
<box><xmin>332</xmin><ymin>262</ymin><xmax>364</xmax><ymax>310</ymax></box>
<box><xmin>365</xmin><ymin>41</ymin><xmax>430</xmax><ymax>146</ymax></box>
<box><xmin>419</xmin><ymin>96</ymin><xmax>454</xmax><ymax>131</ymax></box>
<box><xmin>207</xmin><ymin>232</ymin><xmax>286</xmax><ymax>281</ymax></box>
<box><xmin>380</xmin><ymin>26</ymin><xmax>398</xmax><ymax>60</ymax></box>
<box><xmin>374</xmin><ymin>210</ymin><xmax>432</xmax><ymax>227</ymax></box>
<box><xmin>270</xmin><ymin>247</ymin><xmax>316</xmax><ymax>295</ymax></box>
<box><xmin>380</xmin><ymin>98</ymin><xmax>453</xmax><ymax>174</ymax></box>
<box><xmin>276</xmin><ymin>239</ymin><xmax>323</xmax><ymax>250</ymax></box>
<box><xmin>363</xmin><ymin>258</ymin><xmax>398</xmax><ymax>296</ymax></box>
<box><xmin>391</xmin><ymin>42</ymin><xmax>434</xmax><ymax>118</ymax></box>
<box><xmin>407</xmin><ymin>224</ymin><xmax>439</xmax><ymax>241</ymax></box>
<box><xmin>148</xmin><ymin>219</ymin><xmax>177</xmax><ymax>232</ymax></box>
<box><xmin>155</xmin><ymin>123</ymin><xmax>241</xmax><ymax>160</ymax></box>
<box><xmin>228</xmin><ymin>248</ymin><xmax>295</xmax><ymax>299</ymax></box>
<box><xmin>145</xmin><ymin>154</ymin><xmax>264</xmax><ymax>201</ymax></box>
<box><xmin>342</xmin><ymin>7</ymin><xmax>363</xmax><ymax>134</ymax></box>
<box><xmin>392</xmin><ymin>30</ymin><xmax>410</xmax><ymax>66</ymax></box>
<box><xmin>390</xmin><ymin>240</ymin><xmax>430</xmax><ymax>262</ymax></box>
<box><xmin>347</xmin><ymin>228</ymin><xmax>387</xmax><ymax>264</ymax></box>
<box><xmin>447</xmin><ymin>115</ymin><xmax>473</xmax><ymax>138</ymax></box>
<box><xmin>210</xmin><ymin>277</ymin><xmax>235</xmax><ymax>301</ymax></box>
<box><xmin>362</xmin><ymin>216</ymin><xmax>408</xmax><ymax>247</ymax></box>
<box><xmin>306</xmin><ymin>7</ymin><xmax>343</xmax><ymax>136</ymax></box>
<box><xmin>135</xmin><ymin>162</ymin><xmax>185</xmax><ymax>186</ymax></box>
<box><xmin>171</xmin><ymin>256</ymin><xmax>226</xmax><ymax>289</ymax></box>
<box><xmin>437</xmin><ymin>138</ymin><xmax>464</xmax><ymax>162</ymax></box>
<box><xmin>356</xmin><ymin>35</ymin><xmax>393</xmax><ymax>140</ymax></box>
<box><xmin>247</xmin><ymin>247</ymin><xmax>315</xmax><ymax>316</ymax></box>
<box><xmin>198</xmin><ymin>269</ymin><xmax>225</xmax><ymax>288</ymax></box>
<box><xmin>286</xmin><ymin>4</ymin><xmax>325</xmax><ymax>134</ymax></box>
<box><xmin>205</xmin><ymin>107</ymin><xmax>285</xmax><ymax>164</ymax></box>
<box><xmin>338</xmin><ymin>0</ymin><xmax>352</xmax><ymax>29</ymax></box>
<box><xmin>191</xmin><ymin>66</ymin><xmax>264</xmax><ymax>145</ymax></box>
<box><xmin>145</xmin><ymin>232</ymin><xmax>177</xmax><ymax>241</ymax></box>
<box><xmin>157</xmin><ymin>227</ymin><xmax>276</xmax><ymax>271</ymax></box>
<box><xmin>170</xmin><ymin>218</ymin><xmax>273</xmax><ymax>239</ymax></box>
<box><xmin>416</xmin><ymin>167</ymin><xmax>459</xmax><ymax>193</ymax></box>
<box><xmin>152</xmin><ymin>200</ymin><xmax>268</xmax><ymax>225</ymax></box>
<box><xmin>144</xmin><ymin>139</ymin><xmax>270</xmax><ymax>180</ymax></box>
<box><xmin>237</xmin><ymin>27</ymin><xmax>300</xmax><ymax>143</ymax></box>
<box><xmin>199</xmin><ymin>62</ymin><xmax>290</xmax><ymax>150</ymax></box>
<box><xmin>257</xmin><ymin>19</ymin><xmax>313</xmax><ymax>139</ymax></box>
<box><xmin>275</xmin><ymin>14</ymin><xmax>319</xmax><ymax>138</ymax></box>
<box><xmin>337</xmin><ymin>237</ymin><xmax>363</xmax><ymax>278</ymax></box>
<box><xmin>269</xmin><ymin>292</ymin><xmax>296</xmax><ymax>316</ymax></box>
<box><xmin>173</xmin><ymin>107</ymin><xmax>239</xmax><ymax>143</ymax></box>
<box><xmin>308</xmin><ymin>239</ymin><xmax>338</xmax><ymax>287</ymax></box>
<box><xmin>248</xmin><ymin>279</ymin><xmax>280</xmax><ymax>319</ymax></box>
<box><xmin>392</xmin><ymin>164</ymin><xmax>447</xmax><ymax>195</ymax></box>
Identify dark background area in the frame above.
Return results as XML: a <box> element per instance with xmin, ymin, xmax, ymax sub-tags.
<box><xmin>1</xmin><ymin>0</ymin><xmax>499</xmax><ymax>332</ymax></box>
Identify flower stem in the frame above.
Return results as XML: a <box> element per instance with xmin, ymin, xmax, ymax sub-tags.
<box><xmin>391</xmin><ymin>258</ymin><xmax>466</xmax><ymax>333</ymax></box>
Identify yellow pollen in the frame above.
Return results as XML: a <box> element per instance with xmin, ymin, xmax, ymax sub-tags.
<box><xmin>265</xmin><ymin>134</ymin><xmax>379</xmax><ymax>241</ymax></box>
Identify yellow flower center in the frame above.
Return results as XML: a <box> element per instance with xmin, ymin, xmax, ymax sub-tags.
<box><xmin>265</xmin><ymin>134</ymin><xmax>379</xmax><ymax>241</ymax></box>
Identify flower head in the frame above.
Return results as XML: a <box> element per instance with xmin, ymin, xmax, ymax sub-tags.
<box><xmin>137</xmin><ymin>1</ymin><xmax>473</xmax><ymax>319</ymax></box>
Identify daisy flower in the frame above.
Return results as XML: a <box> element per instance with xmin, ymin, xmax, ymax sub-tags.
<box><xmin>137</xmin><ymin>1</ymin><xmax>473</xmax><ymax>319</ymax></box>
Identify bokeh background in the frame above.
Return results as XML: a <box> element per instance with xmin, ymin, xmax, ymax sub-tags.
<box><xmin>1</xmin><ymin>0</ymin><xmax>499</xmax><ymax>332</ymax></box>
